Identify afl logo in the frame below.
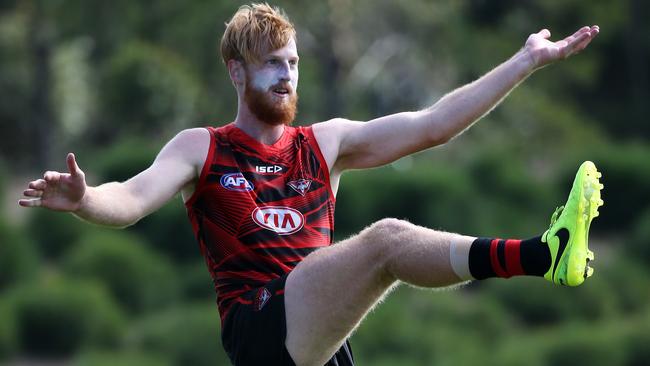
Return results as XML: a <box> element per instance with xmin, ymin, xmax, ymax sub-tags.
<box><xmin>252</xmin><ymin>206</ymin><xmax>304</xmax><ymax>235</ymax></box>
<box><xmin>220</xmin><ymin>173</ymin><xmax>254</xmax><ymax>192</ymax></box>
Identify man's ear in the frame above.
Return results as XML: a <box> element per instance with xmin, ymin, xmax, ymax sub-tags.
<box><xmin>227</xmin><ymin>59</ymin><xmax>245</xmax><ymax>86</ymax></box>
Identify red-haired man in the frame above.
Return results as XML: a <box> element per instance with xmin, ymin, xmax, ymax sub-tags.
<box><xmin>20</xmin><ymin>3</ymin><xmax>602</xmax><ymax>366</ymax></box>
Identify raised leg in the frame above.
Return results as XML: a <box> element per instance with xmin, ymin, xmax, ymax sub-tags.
<box><xmin>284</xmin><ymin>218</ymin><xmax>474</xmax><ymax>366</ymax></box>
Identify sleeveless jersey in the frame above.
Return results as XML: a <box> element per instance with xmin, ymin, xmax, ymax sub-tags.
<box><xmin>184</xmin><ymin>123</ymin><xmax>336</xmax><ymax>323</ymax></box>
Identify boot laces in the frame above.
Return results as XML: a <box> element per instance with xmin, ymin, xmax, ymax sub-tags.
<box><xmin>548</xmin><ymin>205</ymin><xmax>565</xmax><ymax>230</ymax></box>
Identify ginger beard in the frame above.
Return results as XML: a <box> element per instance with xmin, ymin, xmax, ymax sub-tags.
<box><xmin>244</xmin><ymin>73</ymin><xmax>298</xmax><ymax>126</ymax></box>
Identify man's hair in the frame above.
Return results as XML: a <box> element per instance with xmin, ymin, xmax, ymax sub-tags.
<box><xmin>220</xmin><ymin>3</ymin><xmax>296</xmax><ymax>65</ymax></box>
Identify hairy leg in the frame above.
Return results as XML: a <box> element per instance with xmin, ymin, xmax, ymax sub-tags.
<box><xmin>284</xmin><ymin>218</ymin><xmax>474</xmax><ymax>365</ymax></box>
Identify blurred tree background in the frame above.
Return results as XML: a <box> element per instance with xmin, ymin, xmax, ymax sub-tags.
<box><xmin>1</xmin><ymin>0</ymin><xmax>649</xmax><ymax>365</ymax></box>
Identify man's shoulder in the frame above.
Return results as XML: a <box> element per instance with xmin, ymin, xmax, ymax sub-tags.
<box><xmin>176</xmin><ymin>127</ymin><xmax>212</xmax><ymax>142</ymax></box>
<box><xmin>167</xmin><ymin>128</ymin><xmax>212</xmax><ymax>165</ymax></box>
<box><xmin>311</xmin><ymin>118</ymin><xmax>360</xmax><ymax>141</ymax></box>
<box><xmin>312</xmin><ymin>118</ymin><xmax>359</xmax><ymax>129</ymax></box>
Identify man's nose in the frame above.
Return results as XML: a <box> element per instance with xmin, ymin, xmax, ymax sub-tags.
<box><xmin>278</xmin><ymin>61</ymin><xmax>291</xmax><ymax>81</ymax></box>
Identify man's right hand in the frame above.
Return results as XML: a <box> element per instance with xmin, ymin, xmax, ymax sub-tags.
<box><xmin>17</xmin><ymin>128</ymin><xmax>208</xmax><ymax>227</ymax></box>
<box><xmin>19</xmin><ymin>153</ymin><xmax>87</xmax><ymax>212</ymax></box>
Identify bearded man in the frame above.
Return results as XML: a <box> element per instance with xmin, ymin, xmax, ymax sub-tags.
<box><xmin>20</xmin><ymin>3</ymin><xmax>602</xmax><ymax>366</ymax></box>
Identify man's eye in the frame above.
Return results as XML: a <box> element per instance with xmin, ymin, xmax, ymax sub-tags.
<box><xmin>267</xmin><ymin>59</ymin><xmax>278</xmax><ymax>65</ymax></box>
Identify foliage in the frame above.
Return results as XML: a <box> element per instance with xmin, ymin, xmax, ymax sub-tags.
<box><xmin>177</xmin><ymin>261</ymin><xmax>215</xmax><ymax>301</ymax></box>
<box><xmin>631</xmin><ymin>209</ymin><xmax>650</xmax><ymax>265</ymax></box>
<box><xmin>26</xmin><ymin>209</ymin><xmax>90</xmax><ymax>260</ymax></box>
<box><xmin>0</xmin><ymin>276</ymin><xmax>125</xmax><ymax>358</ymax></box>
<box><xmin>72</xmin><ymin>350</ymin><xmax>171</xmax><ymax>366</ymax></box>
<box><xmin>63</xmin><ymin>230</ymin><xmax>180</xmax><ymax>314</ymax></box>
<box><xmin>97</xmin><ymin>40</ymin><xmax>201</xmax><ymax>141</ymax></box>
<box><xmin>588</xmin><ymin>142</ymin><xmax>650</xmax><ymax>231</ymax></box>
<box><xmin>90</xmin><ymin>136</ymin><xmax>159</xmax><ymax>183</ymax></box>
<box><xmin>336</xmin><ymin>150</ymin><xmax>557</xmax><ymax>239</ymax></box>
<box><xmin>0</xmin><ymin>220</ymin><xmax>38</xmax><ymax>290</ymax></box>
<box><xmin>0</xmin><ymin>0</ymin><xmax>649</xmax><ymax>365</ymax></box>
<box><xmin>0</xmin><ymin>298</ymin><xmax>17</xmax><ymax>359</ymax></box>
<box><xmin>130</xmin><ymin>199</ymin><xmax>199</xmax><ymax>264</ymax></box>
<box><xmin>540</xmin><ymin>325</ymin><xmax>626</xmax><ymax>366</ymax></box>
<box><xmin>355</xmin><ymin>286</ymin><xmax>509</xmax><ymax>365</ymax></box>
<box><xmin>125</xmin><ymin>303</ymin><xmax>230</xmax><ymax>366</ymax></box>
<box><xmin>0</xmin><ymin>161</ymin><xmax>5</xmax><ymax>207</ymax></box>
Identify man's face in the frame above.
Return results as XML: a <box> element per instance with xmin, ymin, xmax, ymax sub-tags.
<box><xmin>243</xmin><ymin>38</ymin><xmax>299</xmax><ymax>126</ymax></box>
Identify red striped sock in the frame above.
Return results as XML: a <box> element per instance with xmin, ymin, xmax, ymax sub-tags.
<box><xmin>469</xmin><ymin>236</ymin><xmax>550</xmax><ymax>280</ymax></box>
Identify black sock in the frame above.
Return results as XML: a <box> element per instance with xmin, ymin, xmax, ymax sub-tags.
<box><xmin>468</xmin><ymin>236</ymin><xmax>551</xmax><ymax>280</ymax></box>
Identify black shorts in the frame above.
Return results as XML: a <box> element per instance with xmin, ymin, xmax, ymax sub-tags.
<box><xmin>221</xmin><ymin>274</ymin><xmax>355</xmax><ymax>366</ymax></box>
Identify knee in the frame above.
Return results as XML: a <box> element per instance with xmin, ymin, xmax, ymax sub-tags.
<box><xmin>365</xmin><ymin>218</ymin><xmax>413</xmax><ymax>237</ymax></box>
<box><xmin>358</xmin><ymin>218</ymin><xmax>415</xmax><ymax>280</ymax></box>
<box><xmin>360</xmin><ymin>218</ymin><xmax>414</xmax><ymax>256</ymax></box>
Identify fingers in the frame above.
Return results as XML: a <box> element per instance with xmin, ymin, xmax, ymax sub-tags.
<box><xmin>566</xmin><ymin>31</ymin><xmax>591</xmax><ymax>50</ymax></box>
<box><xmin>564</xmin><ymin>27</ymin><xmax>591</xmax><ymax>44</ymax></box>
<box><xmin>66</xmin><ymin>152</ymin><xmax>81</xmax><ymax>176</ymax></box>
<box><xmin>588</xmin><ymin>25</ymin><xmax>600</xmax><ymax>39</ymax></box>
<box><xmin>29</xmin><ymin>179</ymin><xmax>47</xmax><ymax>190</ymax></box>
<box><xmin>43</xmin><ymin>170</ymin><xmax>61</xmax><ymax>182</ymax></box>
<box><xmin>18</xmin><ymin>198</ymin><xmax>42</xmax><ymax>208</ymax></box>
<box><xmin>564</xmin><ymin>26</ymin><xmax>591</xmax><ymax>42</ymax></box>
<box><xmin>19</xmin><ymin>153</ymin><xmax>86</xmax><ymax>210</ymax></box>
<box><xmin>20</xmin><ymin>180</ymin><xmax>46</xmax><ymax>208</ymax></box>
<box><xmin>572</xmin><ymin>35</ymin><xmax>593</xmax><ymax>53</ymax></box>
<box><xmin>563</xmin><ymin>25</ymin><xmax>599</xmax><ymax>57</ymax></box>
<box><xmin>23</xmin><ymin>189</ymin><xmax>43</xmax><ymax>198</ymax></box>
<box><xmin>563</xmin><ymin>25</ymin><xmax>599</xmax><ymax>43</ymax></box>
<box><xmin>537</xmin><ymin>29</ymin><xmax>551</xmax><ymax>39</ymax></box>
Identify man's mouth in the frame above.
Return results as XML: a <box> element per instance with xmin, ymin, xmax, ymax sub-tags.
<box><xmin>272</xmin><ymin>86</ymin><xmax>291</xmax><ymax>97</ymax></box>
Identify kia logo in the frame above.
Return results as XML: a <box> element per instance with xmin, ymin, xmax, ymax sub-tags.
<box><xmin>252</xmin><ymin>206</ymin><xmax>304</xmax><ymax>235</ymax></box>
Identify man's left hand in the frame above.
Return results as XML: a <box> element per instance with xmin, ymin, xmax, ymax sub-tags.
<box><xmin>525</xmin><ymin>25</ymin><xmax>599</xmax><ymax>70</ymax></box>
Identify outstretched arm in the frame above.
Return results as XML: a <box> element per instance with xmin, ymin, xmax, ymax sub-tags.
<box><xmin>315</xmin><ymin>26</ymin><xmax>599</xmax><ymax>173</ymax></box>
<box><xmin>19</xmin><ymin>128</ymin><xmax>210</xmax><ymax>228</ymax></box>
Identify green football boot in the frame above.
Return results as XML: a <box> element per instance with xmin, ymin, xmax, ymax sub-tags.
<box><xmin>542</xmin><ymin>161</ymin><xmax>604</xmax><ymax>286</ymax></box>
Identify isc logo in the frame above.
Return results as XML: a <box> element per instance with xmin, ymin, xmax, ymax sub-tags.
<box><xmin>252</xmin><ymin>206</ymin><xmax>304</xmax><ymax>235</ymax></box>
<box><xmin>255</xmin><ymin>165</ymin><xmax>283</xmax><ymax>174</ymax></box>
<box><xmin>220</xmin><ymin>173</ymin><xmax>254</xmax><ymax>192</ymax></box>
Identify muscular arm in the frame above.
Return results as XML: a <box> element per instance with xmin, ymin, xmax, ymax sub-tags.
<box><xmin>314</xmin><ymin>26</ymin><xmax>599</xmax><ymax>174</ymax></box>
<box><xmin>19</xmin><ymin>128</ymin><xmax>210</xmax><ymax>228</ymax></box>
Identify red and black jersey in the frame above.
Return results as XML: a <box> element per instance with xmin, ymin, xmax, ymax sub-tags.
<box><xmin>185</xmin><ymin>123</ymin><xmax>335</xmax><ymax>324</ymax></box>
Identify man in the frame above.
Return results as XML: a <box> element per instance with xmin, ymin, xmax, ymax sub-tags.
<box><xmin>19</xmin><ymin>3</ymin><xmax>602</xmax><ymax>366</ymax></box>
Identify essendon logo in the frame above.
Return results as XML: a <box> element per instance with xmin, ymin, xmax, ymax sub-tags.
<box><xmin>288</xmin><ymin>179</ymin><xmax>312</xmax><ymax>196</ymax></box>
<box><xmin>252</xmin><ymin>206</ymin><xmax>304</xmax><ymax>235</ymax></box>
<box><xmin>254</xmin><ymin>287</ymin><xmax>272</xmax><ymax>311</ymax></box>
<box><xmin>220</xmin><ymin>173</ymin><xmax>254</xmax><ymax>192</ymax></box>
